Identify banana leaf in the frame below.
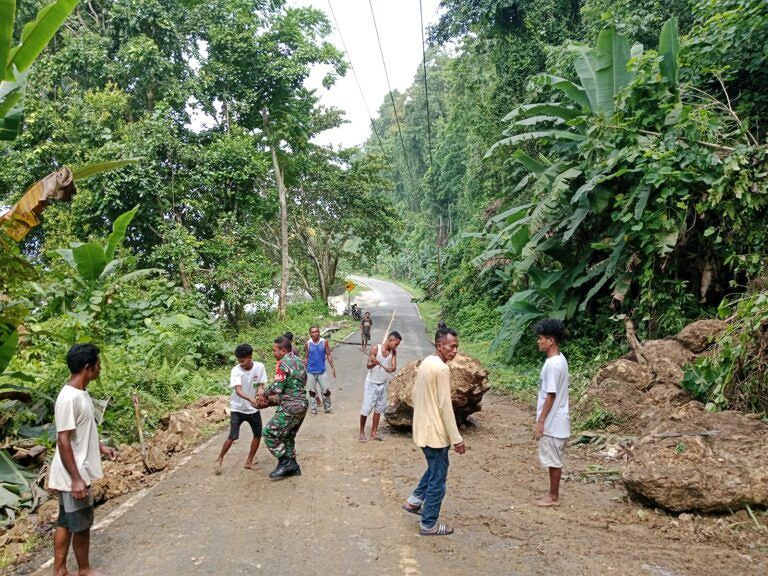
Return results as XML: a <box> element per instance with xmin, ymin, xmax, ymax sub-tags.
<box><xmin>0</xmin><ymin>1</ymin><xmax>15</xmax><ymax>80</ymax></box>
<box><xmin>0</xmin><ymin>327</ymin><xmax>18</xmax><ymax>374</ymax></box>
<box><xmin>6</xmin><ymin>0</ymin><xmax>80</xmax><ymax>75</ymax></box>
<box><xmin>0</xmin><ymin>449</ymin><xmax>29</xmax><ymax>488</ymax></box>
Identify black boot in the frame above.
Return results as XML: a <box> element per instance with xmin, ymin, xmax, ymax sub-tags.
<box><xmin>269</xmin><ymin>456</ymin><xmax>291</xmax><ymax>479</ymax></box>
<box><xmin>284</xmin><ymin>457</ymin><xmax>301</xmax><ymax>477</ymax></box>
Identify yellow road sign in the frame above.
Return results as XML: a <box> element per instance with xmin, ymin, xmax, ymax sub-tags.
<box><xmin>344</xmin><ymin>280</ymin><xmax>356</xmax><ymax>292</ymax></box>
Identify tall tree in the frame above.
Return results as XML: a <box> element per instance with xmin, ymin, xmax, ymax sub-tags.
<box><xmin>195</xmin><ymin>0</ymin><xmax>345</xmax><ymax>318</ymax></box>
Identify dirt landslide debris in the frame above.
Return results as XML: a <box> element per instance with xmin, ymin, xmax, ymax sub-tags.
<box><xmin>576</xmin><ymin>318</ymin><xmax>768</xmax><ymax>512</ymax></box>
<box><xmin>0</xmin><ymin>396</ymin><xmax>229</xmax><ymax>569</ymax></box>
<box><xmin>385</xmin><ymin>352</ymin><xmax>489</xmax><ymax>428</ymax></box>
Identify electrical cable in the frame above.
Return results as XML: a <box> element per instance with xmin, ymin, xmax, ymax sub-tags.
<box><xmin>326</xmin><ymin>0</ymin><xmax>392</xmax><ymax>171</ymax></box>
<box><xmin>367</xmin><ymin>0</ymin><xmax>417</xmax><ymax>193</ymax></box>
<box><xmin>418</xmin><ymin>0</ymin><xmax>435</xmax><ymax>186</ymax></box>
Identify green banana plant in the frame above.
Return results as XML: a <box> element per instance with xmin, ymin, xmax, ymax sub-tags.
<box><xmin>478</xmin><ymin>20</ymin><xmax>682</xmax><ymax>357</ymax></box>
<box><xmin>55</xmin><ymin>205</ymin><xmax>140</xmax><ymax>283</ymax></box>
<box><xmin>0</xmin><ymin>0</ymin><xmax>80</xmax><ymax>141</ymax></box>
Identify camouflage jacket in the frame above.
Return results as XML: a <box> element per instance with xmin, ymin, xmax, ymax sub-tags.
<box><xmin>265</xmin><ymin>354</ymin><xmax>309</xmax><ymax>414</ymax></box>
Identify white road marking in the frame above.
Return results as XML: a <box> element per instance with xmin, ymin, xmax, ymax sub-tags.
<box><xmin>32</xmin><ymin>433</ymin><xmax>222</xmax><ymax>574</ymax></box>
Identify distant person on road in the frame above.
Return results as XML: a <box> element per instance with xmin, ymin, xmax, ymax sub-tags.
<box><xmin>360</xmin><ymin>311</ymin><xmax>373</xmax><ymax>351</ymax></box>
<box><xmin>48</xmin><ymin>343</ymin><xmax>119</xmax><ymax>576</ymax></box>
<box><xmin>258</xmin><ymin>335</ymin><xmax>309</xmax><ymax>479</ymax></box>
<box><xmin>402</xmin><ymin>326</ymin><xmax>465</xmax><ymax>536</ymax></box>
<box><xmin>304</xmin><ymin>326</ymin><xmax>336</xmax><ymax>415</ymax></box>
<box><xmin>214</xmin><ymin>344</ymin><xmax>267</xmax><ymax>475</ymax></box>
<box><xmin>359</xmin><ymin>331</ymin><xmax>402</xmax><ymax>442</ymax></box>
<box><xmin>532</xmin><ymin>319</ymin><xmax>570</xmax><ymax>507</ymax></box>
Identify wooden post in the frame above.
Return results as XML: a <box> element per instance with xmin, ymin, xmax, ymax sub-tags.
<box><xmin>131</xmin><ymin>393</ymin><xmax>149</xmax><ymax>471</ymax></box>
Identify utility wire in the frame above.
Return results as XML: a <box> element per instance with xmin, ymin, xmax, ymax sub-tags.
<box><xmin>367</xmin><ymin>0</ymin><xmax>417</xmax><ymax>193</ymax></box>
<box><xmin>418</xmin><ymin>0</ymin><xmax>435</xmax><ymax>185</ymax></box>
<box><xmin>326</xmin><ymin>0</ymin><xmax>392</xmax><ymax>172</ymax></box>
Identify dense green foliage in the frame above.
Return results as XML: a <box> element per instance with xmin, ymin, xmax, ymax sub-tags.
<box><xmin>0</xmin><ymin>0</ymin><xmax>387</xmax><ymax>467</ymax></box>
<box><xmin>370</xmin><ymin>0</ymin><xmax>768</xmax><ymax>414</ymax></box>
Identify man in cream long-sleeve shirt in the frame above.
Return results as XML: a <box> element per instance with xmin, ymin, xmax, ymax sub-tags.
<box><xmin>402</xmin><ymin>326</ymin><xmax>465</xmax><ymax>536</ymax></box>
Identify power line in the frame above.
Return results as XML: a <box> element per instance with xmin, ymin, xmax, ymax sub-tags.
<box><xmin>367</xmin><ymin>0</ymin><xmax>417</xmax><ymax>193</ymax></box>
<box><xmin>419</xmin><ymin>0</ymin><xmax>435</xmax><ymax>184</ymax></box>
<box><xmin>326</xmin><ymin>0</ymin><xmax>392</xmax><ymax>171</ymax></box>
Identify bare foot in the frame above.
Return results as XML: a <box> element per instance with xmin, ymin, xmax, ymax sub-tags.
<box><xmin>214</xmin><ymin>459</ymin><xmax>222</xmax><ymax>475</ymax></box>
<box><xmin>244</xmin><ymin>462</ymin><xmax>256</xmax><ymax>470</ymax></box>
<box><xmin>535</xmin><ymin>495</ymin><xmax>560</xmax><ymax>507</ymax></box>
<box><xmin>358</xmin><ymin>434</ymin><xmax>367</xmax><ymax>443</ymax></box>
<box><xmin>79</xmin><ymin>569</ymin><xmax>110</xmax><ymax>576</ymax></box>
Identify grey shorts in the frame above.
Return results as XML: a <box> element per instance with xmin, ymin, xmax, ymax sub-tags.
<box><xmin>56</xmin><ymin>489</ymin><xmax>95</xmax><ymax>533</ymax></box>
<box><xmin>538</xmin><ymin>435</ymin><xmax>568</xmax><ymax>469</ymax></box>
<box><xmin>360</xmin><ymin>380</ymin><xmax>388</xmax><ymax>416</ymax></box>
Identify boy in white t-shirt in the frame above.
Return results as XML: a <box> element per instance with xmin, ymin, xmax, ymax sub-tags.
<box><xmin>533</xmin><ymin>319</ymin><xmax>570</xmax><ymax>507</ymax></box>
<box><xmin>214</xmin><ymin>344</ymin><xmax>268</xmax><ymax>475</ymax></box>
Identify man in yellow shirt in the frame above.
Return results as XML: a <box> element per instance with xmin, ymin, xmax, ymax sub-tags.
<box><xmin>402</xmin><ymin>326</ymin><xmax>466</xmax><ymax>536</ymax></box>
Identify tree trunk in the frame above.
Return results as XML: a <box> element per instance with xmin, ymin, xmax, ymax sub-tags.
<box><xmin>262</xmin><ymin>109</ymin><xmax>289</xmax><ymax>320</ymax></box>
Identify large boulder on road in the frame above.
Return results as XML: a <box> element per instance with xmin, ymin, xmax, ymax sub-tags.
<box><xmin>623</xmin><ymin>404</ymin><xmax>768</xmax><ymax>512</ymax></box>
<box><xmin>384</xmin><ymin>352</ymin><xmax>489</xmax><ymax>428</ymax></box>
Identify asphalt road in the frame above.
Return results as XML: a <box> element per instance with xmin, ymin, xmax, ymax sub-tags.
<box><xmin>30</xmin><ymin>276</ymin><xmax>455</xmax><ymax>576</ymax></box>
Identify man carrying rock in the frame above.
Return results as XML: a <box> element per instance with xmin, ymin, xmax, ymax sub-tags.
<box><xmin>259</xmin><ymin>335</ymin><xmax>309</xmax><ymax>479</ymax></box>
<box><xmin>402</xmin><ymin>326</ymin><xmax>465</xmax><ymax>536</ymax></box>
<box><xmin>48</xmin><ymin>343</ymin><xmax>118</xmax><ymax>576</ymax></box>
<box><xmin>304</xmin><ymin>326</ymin><xmax>336</xmax><ymax>415</ymax></box>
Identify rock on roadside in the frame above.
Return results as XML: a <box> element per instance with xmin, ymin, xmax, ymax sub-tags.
<box><xmin>623</xmin><ymin>404</ymin><xmax>768</xmax><ymax>512</ymax></box>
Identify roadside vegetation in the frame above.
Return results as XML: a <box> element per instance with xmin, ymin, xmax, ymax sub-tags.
<box><xmin>371</xmin><ymin>0</ymin><xmax>768</xmax><ymax>416</ymax></box>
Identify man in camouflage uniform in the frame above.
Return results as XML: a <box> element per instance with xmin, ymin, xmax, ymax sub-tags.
<box><xmin>259</xmin><ymin>335</ymin><xmax>309</xmax><ymax>479</ymax></box>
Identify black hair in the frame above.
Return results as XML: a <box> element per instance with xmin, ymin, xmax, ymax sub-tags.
<box><xmin>435</xmin><ymin>325</ymin><xmax>458</xmax><ymax>344</ymax></box>
<box><xmin>284</xmin><ymin>332</ymin><xmax>294</xmax><ymax>341</ymax></box>
<box><xmin>274</xmin><ymin>335</ymin><xmax>291</xmax><ymax>351</ymax></box>
<box><xmin>389</xmin><ymin>331</ymin><xmax>402</xmax><ymax>341</ymax></box>
<box><xmin>235</xmin><ymin>344</ymin><xmax>253</xmax><ymax>359</ymax></box>
<box><xmin>534</xmin><ymin>318</ymin><xmax>566</xmax><ymax>344</ymax></box>
<box><xmin>66</xmin><ymin>343</ymin><xmax>100</xmax><ymax>374</ymax></box>
<box><xmin>309</xmin><ymin>325</ymin><xmax>320</xmax><ymax>333</ymax></box>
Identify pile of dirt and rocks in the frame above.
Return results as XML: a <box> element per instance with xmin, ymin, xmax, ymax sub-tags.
<box><xmin>385</xmin><ymin>352</ymin><xmax>489</xmax><ymax>428</ymax></box>
<box><xmin>0</xmin><ymin>396</ymin><xmax>229</xmax><ymax>567</ymax></box>
<box><xmin>576</xmin><ymin>318</ymin><xmax>768</xmax><ymax>512</ymax></box>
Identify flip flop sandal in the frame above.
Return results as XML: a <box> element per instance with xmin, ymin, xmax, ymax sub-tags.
<box><xmin>402</xmin><ymin>503</ymin><xmax>422</xmax><ymax>516</ymax></box>
<box><xmin>420</xmin><ymin>523</ymin><xmax>454</xmax><ymax>536</ymax></box>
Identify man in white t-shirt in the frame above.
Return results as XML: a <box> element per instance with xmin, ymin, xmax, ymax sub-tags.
<box><xmin>48</xmin><ymin>343</ymin><xmax>118</xmax><ymax>576</ymax></box>
<box><xmin>533</xmin><ymin>319</ymin><xmax>570</xmax><ymax>507</ymax></box>
<box><xmin>214</xmin><ymin>343</ymin><xmax>268</xmax><ymax>475</ymax></box>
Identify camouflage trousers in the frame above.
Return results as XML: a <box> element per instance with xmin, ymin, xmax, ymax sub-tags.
<box><xmin>263</xmin><ymin>407</ymin><xmax>307</xmax><ymax>459</ymax></box>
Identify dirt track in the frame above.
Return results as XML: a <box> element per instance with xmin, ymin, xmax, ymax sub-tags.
<box><xmin>16</xmin><ymin>277</ymin><xmax>768</xmax><ymax>575</ymax></box>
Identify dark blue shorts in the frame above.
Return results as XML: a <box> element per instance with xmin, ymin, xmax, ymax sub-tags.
<box><xmin>228</xmin><ymin>411</ymin><xmax>262</xmax><ymax>440</ymax></box>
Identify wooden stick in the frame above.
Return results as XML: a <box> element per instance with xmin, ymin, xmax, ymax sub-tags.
<box><xmin>652</xmin><ymin>430</ymin><xmax>721</xmax><ymax>438</ymax></box>
<box><xmin>131</xmin><ymin>393</ymin><xmax>149</xmax><ymax>471</ymax></box>
<box><xmin>624</xmin><ymin>317</ymin><xmax>647</xmax><ymax>365</ymax></box>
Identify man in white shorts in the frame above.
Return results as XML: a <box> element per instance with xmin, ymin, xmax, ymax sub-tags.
<box><xmin>532</xmin><ymin>318</ymin><xmax>570</xmax><ymax>507</ymax></box>
<box><xmin>358</xmin><ymin>331</ymin><xmax>402</xmax><ymax>442</ymax></box>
